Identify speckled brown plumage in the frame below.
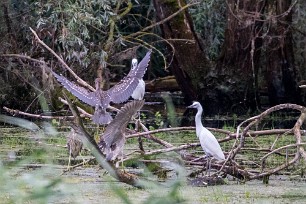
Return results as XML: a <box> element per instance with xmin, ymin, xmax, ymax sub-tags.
<box><xmin>67</xmin><ymin>129</ymin><xmax>83</xmax><ymax>159</ymax></box>
<box><xmin>98</xmin><ymin>100</ymin><xmax>144</xmax><ymax>161</ymax></box>
<box><xmin>52</xmin><ymin>51</ymin><xmax>151</xmax><ymax>124</ymax></box>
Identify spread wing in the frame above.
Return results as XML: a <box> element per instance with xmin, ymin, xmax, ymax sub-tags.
<box><xmin>52</xmin><ymin>71</ymin><xmax>98</xmax><ymax>107</ymax></box>
<box><xmin>108</xmin><ymin>50</ymin><xmax>151</xmax><ymax>103</ymax></box>
<box><xmin>108</xmin><ymin>76</ymin><xmax>140</xmax><ymax>104</ymax></box>
<box><xmin>101</xmin><ymin>100</ymin><xmax>144</xmax><ymax>147</ymax></box>
<box><xmin>127</xmin><ymin>50</ymin><xmax>151</xmax><ymax>79</ymax></box>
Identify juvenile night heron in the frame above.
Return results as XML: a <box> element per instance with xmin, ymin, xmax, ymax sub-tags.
<box><xmin>66</xmin><ymin>128</ymin><xmax>83</xmax><ymax>168</ymax></box>
<box><xmin>98</xmin><ymin>100</ymin><xmax>144</xmax><ymax>161</ymax></box>
<box><xmin>52</xmin><ymin>50</ymin><xmax>151</xmax><ymax>124</ymax></box>
<box><xmin>187</xmin><ymin>101</ymin><xmax>225</xmax><ymax>174</ymax></box>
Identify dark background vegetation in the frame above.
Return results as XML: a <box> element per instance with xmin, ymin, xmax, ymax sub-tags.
<box><xmin>0</xmin><ymin>0</ymin><xmax>306</xmax><ymax>116</ymax></box>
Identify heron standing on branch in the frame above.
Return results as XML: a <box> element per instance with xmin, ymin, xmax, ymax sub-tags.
<box><xmin>187</xmin><ymin>101</ymin><xmax>225</xmax><ymax>174</ymax></box>
<box><xmin>98</xmin><ymin>100</ymin><xmax>144</xmax><ymax>161</ymax></box>
<box><xmin>52</xmin><ymin>50</ymin><xmax>151</xmax><ymax>124</ymax></box>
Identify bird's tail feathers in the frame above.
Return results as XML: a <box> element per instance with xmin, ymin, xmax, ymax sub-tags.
<box><xmin>92</xmin><ymin>111</ymin><xmax>112</xmax><ymax>125</ymax></box>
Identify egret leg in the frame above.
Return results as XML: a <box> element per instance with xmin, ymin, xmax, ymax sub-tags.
<box><xmin>205</xmin><ymin>156</ymin><xmax>212</xmax><ymax>176</ymax></box>
<box><xmin>208</xmin><ymin>157</ymin><xmax>212</xmax><ymax>176</ymax></box>
<box><xmin>121</xmin><ymin>148</ymin><xmax>124</xmax><ymax>169</ymax></box>
<box><xmin>67</xmin><ymin>149</ymin><xmax>72</xmax><ymax>171</ymax></box>
<box><xmin>205</xmin><ymin>159</ymin><xmax>209</xmax><ymax>176</ymax></box>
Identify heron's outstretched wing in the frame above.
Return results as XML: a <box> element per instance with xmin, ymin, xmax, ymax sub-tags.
<box><xmin>127</xmin><ymin>50</ymin><xmax>151</xmax><ymax>79</ymax></box>
<box><xmin>108</xmin><ymin>51</ymin><xmax>151</xmax><ymax>103</ymax></box>
<box><xmin>108</xmin><ymin>77</ymin><xmax>140</xmax><ymax>104</ymax></box>
<box><xmin>105</xmin><ymin>137</ymin><xmax>126</xmax><ymax>161</ymax></box>
<box><xmin>52</xmin><ymin>71</ymin><xmax>98</xmax><ymax>107</ymax></box>
<box><xmin>101</xmin><ymin>100</ymin><xmax>144</xmax><ymax>148</ymax></box>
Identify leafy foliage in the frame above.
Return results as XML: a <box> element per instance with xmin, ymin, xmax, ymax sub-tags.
<box><xmin>0</xmin><ymin>0</ymin><xmax>154</xmax><ymax>110</ymax></box>
<box><xmin>33</xmin><ymin>0</ymin><xmax>116</xmax><ymax>67</ymax></box>
<box><xmin>189</xmin><ymin>0</ymin><xmax>226</xmax><ymax>60</ymax></box>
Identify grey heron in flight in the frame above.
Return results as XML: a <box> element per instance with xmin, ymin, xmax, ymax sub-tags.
<box><xmin>187</xmin><ymin>101</ymin><xmax>225</xmax><ymax>174</ymax></box>
<box><xmin>52</xmin><ymin>50</ymin><xmax>151</xmax><ymax>124</ymax></box>
<box><xmin>98</xmin><ymin>100</ymin><xmax>144</xmax><ymax>161</ymax></box>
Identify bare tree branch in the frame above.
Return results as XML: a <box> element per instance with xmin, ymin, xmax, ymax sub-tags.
<box><xmin>29</xmin><ymin>27</ymin><xmax>95</xmax><ymax>92</ymax></box>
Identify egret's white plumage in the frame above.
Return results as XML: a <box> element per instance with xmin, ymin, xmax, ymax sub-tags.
<box><xmin>188</xmin><ymin>101</ymin><xmax>225</xmax><ymax>161</ymax></box>
<box><xmin>131</xmin><ymin>58</ymin><xmax>146</xmax><ymax>100</ymax></box>
<box><xmin>131</xmin><ymin>78</ymin><xmax>145</xmax><ymax>100</ymax></box>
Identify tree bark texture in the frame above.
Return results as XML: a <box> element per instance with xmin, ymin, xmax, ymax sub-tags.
<box><xmin>265</xmin><ymin>0</ymin><xmax>301</xmax><ymax>105</ymax></box>
<box><xmin>153</xmin><ymin>0</ymin><xmax>302</xmax><ymax>114</ymax></box>
<box><xmin>153</xmin><ymin>0</ymin><xmax>212</xmax><ymax>104</ymax></box>
<box><xmin>211</xmin><ymin>0</ymin><xmax>266</xmax><ymax>114</ymax></box>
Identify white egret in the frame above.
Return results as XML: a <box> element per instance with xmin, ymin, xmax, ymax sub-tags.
<box><xmin>131</xmin><ymin>57</ymin><xmax>146</xmax><ymax>100</ymax></box>
<box><xmin>130</xmin><ymin>57</ymin><xmax>146</xmax><ymax>122</ymax></box>
<box><xmin>131</xmin><ymin>78</ymin><xmax>145</xmax><ymax>100</ymax></box>
<box><xmin>52</xmin><ymin>50</ymin><xmax>151</xmax><ymax>125</ymax></box>
<box><xmin>187</xmin><ymin>101</ymin><xmax>225</xmax><ymax>174</ymax></box>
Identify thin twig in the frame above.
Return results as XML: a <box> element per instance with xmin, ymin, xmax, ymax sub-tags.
<box><xmin>128</xmin><ymin>2</ymin><xmax>199</xmax><ymax>38</ymax></box>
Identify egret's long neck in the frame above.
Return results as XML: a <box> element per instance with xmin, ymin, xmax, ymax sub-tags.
<box><xmin>195</xmin><ymin>106</ymin><xmax>203</xmax><ymax>135</ymax></box>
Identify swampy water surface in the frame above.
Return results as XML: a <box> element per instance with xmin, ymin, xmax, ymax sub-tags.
<box><xmin>1</xmin><ymin>126</ymin><xmax>306</xmax><ymax>203</ymax></box>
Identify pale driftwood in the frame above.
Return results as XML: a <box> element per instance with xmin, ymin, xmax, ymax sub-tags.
<box><xmin>3</xmin><ymin>106</ymin><xmax>75</xmax><ymax>120</ymax></box>
<box><xmin>261</xmin><ymin>143</ymin><xmax>306</xmax><ymax>161</ymax></box>
<box><xmin>127</xmin><ymin>126</ymin><xmax>299</xmax><ymax>142</ymax></box>
<box><xmin>233</xmin><ymin>103</ymin><xmax>305</xmax><ymax>157</ymax></box>
<box><xmin>6</xmin><ymin>101</ymin><xmax>306</xmax><ymax>181</ymax></box>
<box><xmin>143</xmin><ymin>143</ymin><xmax>199</xmax><ymax>156</ymax></box>
<box><xmin>58</xmin><ymin>97</ymin><xmax>92</xmax><ymax>118</ymax></box>
<box><xmin>225</xmin><ymin>104</ymin><xmax>306</xmax><ymax>180</ymax></box>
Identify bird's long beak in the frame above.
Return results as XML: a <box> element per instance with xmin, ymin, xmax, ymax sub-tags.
<box><xmin>187</xmin><ymin>104</ymin><xmax>193</xmax><ymax>108</ymax></box>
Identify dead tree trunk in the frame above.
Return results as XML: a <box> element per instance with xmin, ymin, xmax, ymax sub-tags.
<box><xmin>153</xmin><ymin>0</ymin><xmax>212</xmax><ymax>104</ymax></box>
<box><xmin>211</xmin><ymin>0</ymin><xmax>266</xmax><ymax>114</ymax></box>
<box><xmin>153</xmin><ymin>0</ymin><xmax>303</xmax><ymax>114</ymax></box>
<box><xmin>265</xmin><ymin>0</ymin><xmax>301</xmax><ymax>105</ymax></box>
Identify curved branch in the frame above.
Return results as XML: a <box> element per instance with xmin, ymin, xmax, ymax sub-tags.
<box><xmin>29</xmin><ymin>27</ymin><xmax>95</xmax><ymax>92</ymax></box>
